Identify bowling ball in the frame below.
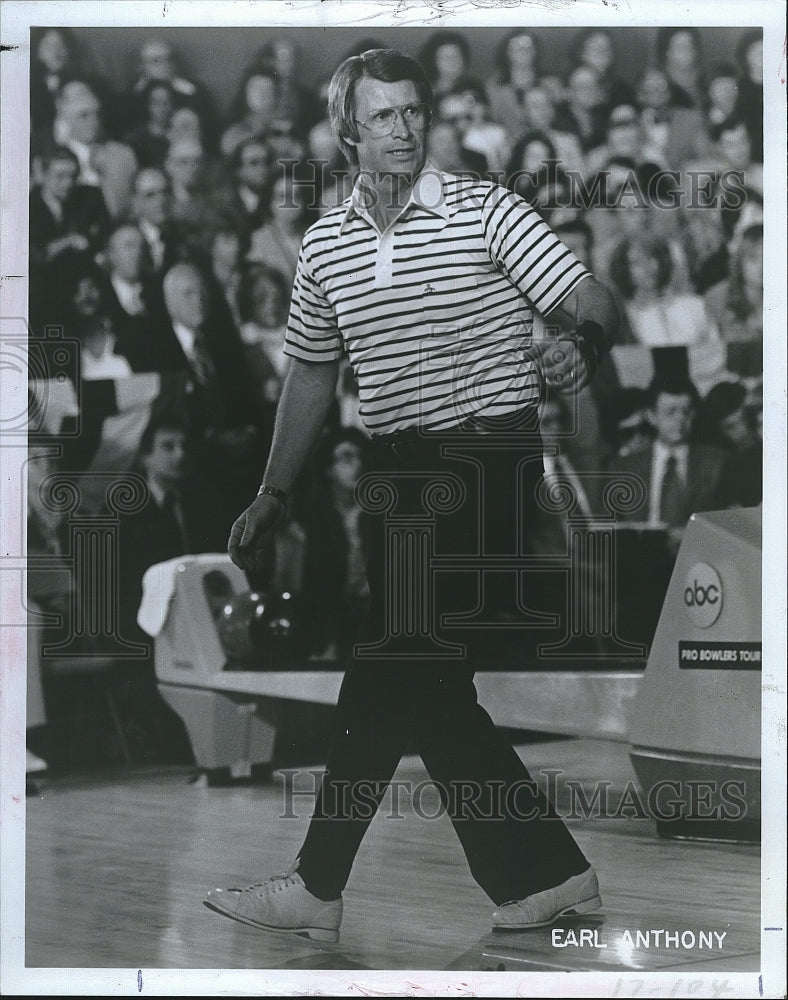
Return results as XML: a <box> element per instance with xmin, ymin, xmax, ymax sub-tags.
<box><xmin>216</xmin><ymin>590</ymin><xmax>260</xmax><ymax>663</ymax></box>
<box><xmin>217</xmin><ymin>590</ymin><xmax>302</xmax><ymax>667</ymax></box>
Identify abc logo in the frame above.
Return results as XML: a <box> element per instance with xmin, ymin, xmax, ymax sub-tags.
<box><xmin>683</xmin><ymin>562</ymin><xmax>723</xmax><ymax>629</ymax></box>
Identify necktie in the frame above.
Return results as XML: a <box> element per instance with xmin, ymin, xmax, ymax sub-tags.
<box><xmin>190</xmin><ymin>333</ymin><xmax>216</xmax><ymax>387</ymax></box>
<box><xmin>162</xmin><ymin>491</ymin><xmax>190</xmax><ymax>554</ymax></box>
<box><xmin>659</xmin><ymin>454</ymin><xmax>687</xmax><ymax>527</ymax></box>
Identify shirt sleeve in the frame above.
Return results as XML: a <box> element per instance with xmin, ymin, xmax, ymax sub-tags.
<box><xmin>284</xmin><ymin>243</ymin><xmax>344</xmax><ymax>363</ymax></box>
<box><xmin>481</xmin><ymin>184</ymin><xmax>591</xmax><ymax>317</ymax></box>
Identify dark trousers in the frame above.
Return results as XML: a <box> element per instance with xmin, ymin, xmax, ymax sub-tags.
<box><xmin>296</xmin><ymin>407</ymin><xmax>590</xmax><ymax>903</ymax></box>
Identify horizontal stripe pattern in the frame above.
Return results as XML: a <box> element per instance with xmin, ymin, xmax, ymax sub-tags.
<box><xmin>285</xmin><ymin>170</ymin><xmax>589</xmax><ymax>434</ymax></box>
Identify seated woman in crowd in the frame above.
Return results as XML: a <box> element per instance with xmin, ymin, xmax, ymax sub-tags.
<box><xmin>506</xmin><ymin>131</ymin><xmax>577</xmax><ymax>227</ymax></box>
<box><xmin>237</xmin><ymin>264</ymin><xmax>291</xmax><ymax>435</ymax></box>
<box><xmin>553</xmin><ymin>63</ymin><xmax>608</xmax><ymax>155</ymax></box>
<box><xmin>704</xmin><ymin>223</ymin><xmax>763</xmax><ymax>344</ymax></box>
<box><xmin>30</xmin><ymin>27</ymin><xmax>82</xmax><ymax>134</ymax></box>
<box><xmin>127</xmin><ymin>37</ymin><xmax>219</xmax><ymax>152</ymax></box>
<box><xmin>486</xmin><ymin>29</ymin><xmax>543</xmax><ymax>139</ymax></box>
<box><xmin>221</xmin><ymin>66</ymin><xmax>283</xmax><ymax>157</ymax></box>
<box><xmin>123</xmin><ymin>79</ymin><xmax>178</xmax><ymax>169</ymax></box>
<box><xmin>609</xmin><ymin>233</ymin><xmax>717</xmax><ymax>348</ymax></box>
<box><xmin>418</xmin><ymin>31</ymin><xmax>472</xmax><ymax>104</ymax></box>
<box><xmin>705</xmin><ymin>62</ymin><xmax>741</xmax><ymax>131</ymax></box>
<box><xmin>518</xmin><ymin>84</ymin><xmax>585</xmax><ymax>176</ymax></box>
<box><xmin>655</xmin><ymin>27</ymin><xmax>707</xmax><ymax>111</ymax></box>
<box><xmin>570</xmin><ymin>28</ymin><xmax>634</xmax><ymax>115</ymax></box>
<box><xmin>251</xmin><ymin>37</ymin><xmax>322</xmax><ymax>140</ymax></box>
<box><xmin>635</xmin><ymin>66</ymin><xmax>711</xmax><ymax>169</ymax></box>
<box><xmin>247</xmin><ymin>163</ymin><xmax>316</xmax><ymax>287</ymax></box>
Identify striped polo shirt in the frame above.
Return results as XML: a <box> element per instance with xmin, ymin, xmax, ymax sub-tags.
<box><xmin>284</xmin><ymin>164</ymin><xmax>590</xmax><ymax>435</ymax></box>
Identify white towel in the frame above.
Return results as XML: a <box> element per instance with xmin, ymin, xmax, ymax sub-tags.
<box><xmin>137</xmin><ymin>554</ymin><xmax>230</xmax><ymax>637</ymax></box>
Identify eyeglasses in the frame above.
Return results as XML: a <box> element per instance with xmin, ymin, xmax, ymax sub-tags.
<box><xmin>355</xmin><ymin>102</ymin><xmax>432</xmax><ymax>136</ymax></box>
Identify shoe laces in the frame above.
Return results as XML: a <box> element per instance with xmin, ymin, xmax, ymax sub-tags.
<box><xmin>238</xmin><ymin>864</ymin><xmax>301</xmax><ymax>896</ymax></box>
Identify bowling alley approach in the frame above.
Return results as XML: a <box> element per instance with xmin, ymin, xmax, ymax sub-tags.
<box><xmin>22</xmin><ymin>505</ymin><xmax>766</xmax><ymax>977</ymax></box>
<box><xmin>3</xmin><ymin>9</ymin><xmax>785</xmax><ymax>999</ymax></box>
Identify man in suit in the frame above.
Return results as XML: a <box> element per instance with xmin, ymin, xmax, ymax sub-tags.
<box><xmin>160</xmin><ymin>262</ymin><xmax>264</xmax><ymax>528</ymax></box>
<box><xmin>129</xmin><ymin>166</ymin><xmax>196</xmax><ymax>275</ymax></box>
<box><xmin>609</xmin><ymin>373</ymin><xmax>727</xmax><ymax>547</ymax></box>
<box><xmin>29</xmin><ymin>145</ymin><xmax>110</xmax><ymax>267</ymax></box>
<box><xmin>52</xmin><ymin>80</ymin><xmax>137</xmax><ymax>219</ymax></box>
<box><xmin>214</xmin><ymin>137</ymin><xmax>273</xmax><ymax>238</ymax></box>
<box><xmin>102</xmin><ymin>222</ymin><xmax>161</xmax><ymax>371</ymax></box>
<box><xmin>117</xmin><ymin>412</ymin><xmax>221</xmax><ymax>761</ymax></box>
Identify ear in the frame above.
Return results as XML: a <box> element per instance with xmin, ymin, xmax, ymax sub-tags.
<box><xmin>344</xmin><ymin>133</ymin><xmax>359</xmax><ymax>150</ymax></box>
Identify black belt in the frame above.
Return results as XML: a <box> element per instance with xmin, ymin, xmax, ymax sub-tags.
<box><xmin>371</xmin><ymin>405</ymin><xmax>541</xmax><ymax>462</ymax></box>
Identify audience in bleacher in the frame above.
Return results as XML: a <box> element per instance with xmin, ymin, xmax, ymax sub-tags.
<box><xmin>26</xmin><ymin>28</ymin><xmax>765</xmax><ymax>744</ymax></box>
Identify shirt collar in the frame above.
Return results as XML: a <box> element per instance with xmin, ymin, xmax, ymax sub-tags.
<box><xmin>340</xmin><ymin>161</ymin><xmax>449</xmax><ymax>233</ymax></box>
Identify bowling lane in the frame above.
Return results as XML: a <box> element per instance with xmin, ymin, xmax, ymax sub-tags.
<box><xmin>25</xmin><ymin>738</ymin><xmax>760</xmax><ymax>974</ymax></box>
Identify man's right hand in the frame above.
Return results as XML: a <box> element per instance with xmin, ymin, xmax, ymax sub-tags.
<box><xmin>227</xmin><ymin>494</ymin><xmax>285</xmax><ymax>574</ymax></box>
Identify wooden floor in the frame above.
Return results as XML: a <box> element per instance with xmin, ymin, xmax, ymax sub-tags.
<box><xmin>22</xmin><ymin>735</ymin><xmax>762</xmax><ymax>987</ymax></box>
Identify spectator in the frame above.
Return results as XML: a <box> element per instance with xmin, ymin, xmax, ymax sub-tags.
<box><xmin>52</xmin><ymin>80</ymin><xmax>137</xmax><ymax>218</ymax></box>
<box><xmin>655</xmin><ymin>27</ymin><xmax>706</xmax><ymax>110</ymax></box>
<box><xmin>438</xmin><ymin>80</ymin><xmax>511</xmax><ymax>174</ymax></box>
<box><xmin>609</xmin><ymin>234</ymin><xmax>717</xmax><ymax>349</ymax></box>
<box><xmin>734</xmin><ymin>29</ymin><xmax>763</xmax><ymax>162</ymax></box>
<box><xmin>123</xmin><ymin>79</ymin><xmax>177</xmax><ymax>169</ymax></box>
<box><xmin>707</xmin><ymin>116</ymin><xmax>763</xmax><ymax>240</ymax></box>
<box><xmin>307</xmin><ymin>119</ymin><xmax>354</xmax><ymax>213</ymax></box>
<box><xmin>221</xmin><ymin>67</ymin><xmax>282</xmax><ymax>157</ymax></box>
<box><xmin>116</xmin><ymin>410</ymin><xmax>220</xmax><ymax>761</ymax></box>
<box><xmin>418</xmin><ymin>31</ymin><xmax>472</xmax><ymax>103</ymax></box>
<box><xmin>571</xmin><ymin>28</ymin><xmax>635</xmax><ymax>115</ymax></box>
<box><xmin>634</xmin><ymin>67</ymin><xmax>709</xmax><ymax>168</ymax></box>
<box><xmin>507</xmin><ymin>131</ymin><xmax>569</xmax><ymax>213</ymax></box>
<box><xmin>215</xmin><ymin>136</ymin><xmax>273</xmax><ymax>237</ymax></box>
<box><xmin>251</xmin><ymin>37</ymin><xmax>323</xmax><ymax>140</ymax></box>
<box><xmin>554</xmin><ymin>64</ymin><xmax>608</xmax><ymax>154</ymax></box>
<box><xmin>520</xmin><ymin>84</ymin><xmax>585</xmax><ymax>175</ymax></box>
<box><xmin>29</xmin><ymin>145</ymin><xmax>109</xmax><ymax>268</ymax></box>
<box><xmin>164</xmin><ymin>136</ymin><xmax>213</xmax><ymax>231</ymax></box>
<box><xmin>129</xmin><ymin>166</ymin><xmax>188</xmax><ymax>274</ymax></box>
<box><xmin>238</xmin><ymin>263</ymin><xmax>291</xmax><ymax>425</ymax></box>
<box><xmin>300</xmin><ymin>427</ymin><xmax>371</xmax><ymax>661</ymax></box>
<box><xmin>487</xmin><ymin>29</ymin><xmax>542</xmax><ymax>139</ymax></box>
<box><xmin>606</xmin><ymin>387</ymin><xmax>653</xmax><ymax>458</ymax></box>
<box><xmin>705</xmin><ymin>63</ymin><xmax>741</xmax><ymax>131</ymax></box>
<box><xmin>247</xmin><ymin>164</ymin><xmax>317</xmax><ymax>287</ymax></box>
<box><xmin>30</xmin><ymin>27</ymin><xmax>81</xmax><ymax>133</ymax></box>
<box><xmin>696</xmin><ymin>379</ymin><xmax>758</xmax><ymax>453</ymax></box>
<box><xmin>704</xmin><ymin>223</ymin><xmax>763</xmax><ymax>346</ymax></box>
<box><xmin>160</xmin><ymin>261</ymin><xmax>258</xmax><ymax>430</ymax></box>
<box><xmin>128</xmin><ymin>37</ymin><xmax>219</xmax><ymax>151</ymax></box>
<box><xmin>427</xmin><ymin>119</ymin><xmax>489</xmax><ymax>178</ymax></box>
<box><xmin>205</xmin><ymin>221</ymin><xmax>249</xmax><ymax>329</ymax></box>
<box><xmin>167</xmin><ymin>104</ymin><xmax>207</xmax><ymax>149</ymax></box>
<box><xmin>671</xmin><ymin>201</ymin><xmax>730</xmax><ymax>295</ymax></box>
<box><xmin>585</xmin><ymin>104</ymin><xmax>646</xmax><ymax>178</ymax></box>
<box><xmin>75</xmin><ymin>313</ymin><xmax>133</xmax><ymax>381</ymax></box>
<box><xmin>102</xmin><ymin>222</ymin><xmax>160</xmax><ymax>371</ymax></box>
<box><xmin>608</xmin><ymin>373</ymin><xmax>726</xmax><ymax>548</ymax></box>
